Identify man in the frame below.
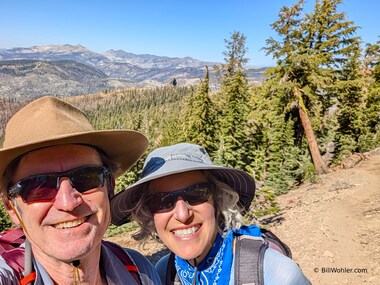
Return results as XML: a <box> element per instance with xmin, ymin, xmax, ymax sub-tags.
<box><xmin>0</xmin><ymin>96</ymin><xmax>161</xmax><ymax>284</ymax></box>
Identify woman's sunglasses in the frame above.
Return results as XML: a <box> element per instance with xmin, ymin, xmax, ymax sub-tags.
<box><xmin>146</xmin><ymin>182</ymin><xmax>212</xmax><ymax>213</ymax></box>
<box><xmin>8</xmin><ymin>165</ymin><xmax>110</xmax><ymax>203</ymax></box>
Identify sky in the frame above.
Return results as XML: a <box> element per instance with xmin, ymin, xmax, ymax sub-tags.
<box><xmin>0</xmin><ymin>0</ymin><xmax>379</xmax><ymax>67</ymax></box>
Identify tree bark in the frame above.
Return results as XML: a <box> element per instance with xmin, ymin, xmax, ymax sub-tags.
<box><xmin>295</xmin><ymin>87</ymin><xmax>329</xmax><ymax>174</ymax></box>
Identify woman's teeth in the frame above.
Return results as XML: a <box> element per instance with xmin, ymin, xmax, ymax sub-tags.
<box><xmin>173</xmin><ymin>226</ymin><xmax>198</xmax><ymax>237</ymax></box>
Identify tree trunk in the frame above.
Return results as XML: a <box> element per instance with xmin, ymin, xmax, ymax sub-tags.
<box><xmin>295</xmin><ymin>87</ymin><xmax>329</xmax><ymax>174</ymax></box>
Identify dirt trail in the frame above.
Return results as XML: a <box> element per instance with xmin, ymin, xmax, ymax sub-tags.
<box><xmin>269</xmin><ymin>148</ymin><xmax>380</xmax><ymax>284</ymax></box>
<box><xmin>106</xmin><ymin>148</ymin><xmax>380</xmax><ymax>284</ymax></box>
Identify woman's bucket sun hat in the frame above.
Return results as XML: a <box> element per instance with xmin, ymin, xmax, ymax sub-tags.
<box><xmin>0</xmin><ymin>96</ymin><xmax>149</xmax><ymax>189</ymax></box>
<box><xmin>111</xmin><ymin>142</ymin><xmax>255</xmax><ymax>225</ymax></box>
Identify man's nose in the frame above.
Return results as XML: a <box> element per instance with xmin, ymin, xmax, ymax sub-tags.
<box><xmin>53</xmin><ymin>178</ymin><xmax>83</xmax><ymax>211</ymax></box>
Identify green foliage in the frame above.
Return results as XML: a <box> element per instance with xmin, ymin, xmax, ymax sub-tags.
<box><xmin>181</xmin><ymin>66</ymin><xmax>218</xmax><ymax>155</ymax></box>
<box><xmin>213</xmin><ymin>32</ymin><xmax>252</xmax><ymax>170</ymax></box>
<box><xmin>105</xmin><ymin>222</ymin><xmax>139</xmax><ymax>237</ymax></box>
<box><xmin>0</xmin><ymin>203</ymin><xmax>13</xmax><ymax>232</ymax></box>
<box><xmin>361</xmin><ymin>40</ymin><xmax>380</xmax><ymax>150</ymax></box>
<box><xmin>334</xmin><ymin>134</ymin><xmax>357</xmax><ymax>161</ymax></box>
<box><xmin>300</xmin><ymin>159</ymin><xmax>317</xmax><ymax>183</ymax></box>
<box><xmin>248</xmin><ymin>83</ymin><xmax>309</xmax><ymax>194</ymax></box>
<box><xmin>216</xmin><ymin>71</ymin><xmax>251</xmax><ymax>169</ymax></box>
<box><xmin>262</xmin><ymin>0</ymin><xmax>365</xmax><ymax>174</ymax></box>
<box><xmin>264</xmin><ymin>120</ymin><xmax>302</xmax><ymax>194</ymax></box>
<box><xmin>357</xmin><ymin>131</ymin><xmax>380</xmax><ymax>152</ymax></box>
<box><xmin>365</xmin><ymin>87</ymin><xmax>380</xmax><ymax>134</ymax></box>
<box><xmin>246</xmin><ymin>185</ymin><xmax>280</xmax><ymax>218</ymax></box>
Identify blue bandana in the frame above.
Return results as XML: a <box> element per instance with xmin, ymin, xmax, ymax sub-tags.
<box><xmin>174</xmin><ymin>225</ymin><xmax>261</xmax><ymax>285</ymax></box>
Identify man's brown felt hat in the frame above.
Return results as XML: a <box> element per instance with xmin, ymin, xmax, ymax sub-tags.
<box><xmin>0</xmin><ymin>96</ymin><xmax>148</xmax><ymax>188</ymax></box>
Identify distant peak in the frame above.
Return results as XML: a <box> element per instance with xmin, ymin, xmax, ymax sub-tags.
<box><xmin>104</xmin><ymin>49</ymin><xmax>128</xmax><ymax>54</ymax></box>
<box><xmin>26</xmin><ymin>44</ymin><xmax>90</xmax><ymax>53</ymax></box>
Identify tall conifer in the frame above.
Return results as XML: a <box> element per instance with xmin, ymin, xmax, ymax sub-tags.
<box><xmin>310</xmin><ymin>0</ymin><xmax>363</xmax><ymax>159</ymax></box>
<box><xmin>361</xmin><ymin>40</ymin><xmax>380</xmax><ymax>148</ymax></box>
<box><xmin>181</xmin><ymin>66</ymin><xmax>218</xmax><ymax>154</ymax></box>
<box><xmin>263</xmin><ymin>0</ymin><xmax>361</xmax><ymax>173</ymax></box>
<box><xmin>214</xmin><ymin>32</ymin><xmax>251</xmax><ymax>169</ymax></box>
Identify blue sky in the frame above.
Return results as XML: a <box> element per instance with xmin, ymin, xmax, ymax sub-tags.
<box><xmin>0</xmin><ymin>0</ymin><xmax>378</xmax><ymax>67</ymax></box>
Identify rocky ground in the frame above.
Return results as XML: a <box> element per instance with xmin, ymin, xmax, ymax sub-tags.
<box><xmin>106</xmin><ymin>148</ymin><xmax>380</xmax><ymax>284</ymax></box>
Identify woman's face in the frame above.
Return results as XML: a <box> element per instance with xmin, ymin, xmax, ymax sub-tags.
<box><xmin>148</xmin><ymin>171</ymin><xmax>218</xmax><ymax>264</ymax></box>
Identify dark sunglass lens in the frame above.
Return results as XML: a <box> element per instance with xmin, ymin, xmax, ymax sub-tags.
<box><xmin>184</xmin><ymin>188</ymin><xmax>210</xmax><ymax>205</ymax></box>
<box><xmin>147</xmin><ymin>193</ymin><xmax>175</xmax><ymax>213</ymax></box>
<box><xmin>23</xmin><ymin>176</ymin><xmax>58</xmax><ymax>203</ymax></box>
<box><xmin>146</xmin><ymin>196</ymin><xmax>161</xmax><ymax>213</ymax></box>
<box><xmin>70</xmin><ymin>167</ymin><xmax>105</xmax><ymax>192</ymax></box>
<box><xmin>160</xmin><ymin>194</ymin><xmax>176</xmax><ymax>210</ymax></box>
<box><xmin>147</xmin><ymin>184</ymin><xmax>211</xmax><ymax>213</ymax></box>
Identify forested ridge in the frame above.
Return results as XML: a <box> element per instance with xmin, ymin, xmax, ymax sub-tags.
<box><xmin>0</xmin><ymin>0</ymin><xmax>379</xmax><ymax>231</ymax></box>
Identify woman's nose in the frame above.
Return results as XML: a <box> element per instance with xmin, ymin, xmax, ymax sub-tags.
<box><xmin>172</xmin><ymin>198</ymin><xmax>193</xmax><ymax>223</ymax></box>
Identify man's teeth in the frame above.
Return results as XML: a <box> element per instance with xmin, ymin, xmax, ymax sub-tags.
<box><xmin>54</xmin><ymin>217</ymin><xmax>86</xmax><ymax>229</ymax></box>
<box><xmin>173</xmin><ymin>226</ymin><xmax>198</xmax><ymax>237</ymax></box>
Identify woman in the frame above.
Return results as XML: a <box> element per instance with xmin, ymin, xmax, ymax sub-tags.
<box><xmin>111</xmin><ymin>143</ymin><xmax>311</xmax><ymax>285</ymax></box>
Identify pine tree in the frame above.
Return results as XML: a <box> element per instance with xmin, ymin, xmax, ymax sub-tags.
<box><xmin>309</xmin><ymin>0</ymin><xmax>364</xmax><ymax>159</ymax></box>
<box><xmin>263</xmin><ymin>0</ymin><xmax>329</xmax><ymax>174</ymax></box>
<box><xmin>361</xmin><ymin>39</ymin><xmax>380</xmax><ymax>149</ymax></box>
<box><xmin>263</xmin><ymin>0</ymin><xmax>361</xmax><ymax>173</ymax></box>
<box><xmin>181</xmin><ymin>66</ymin><xmax>218</xmax><ymax>154</ymax></box>
<box><xmin>248</xmin><ymin>84</ymin><xmax>305</xmax><ymax>194</ymax></box>
<box><xmin>214</xmin><ymin>31</ymin><xmax>251</xmax><ymax>169</ymax></box>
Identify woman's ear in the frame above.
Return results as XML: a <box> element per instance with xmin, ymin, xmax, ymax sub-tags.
<box><xmin>1</xmin><ymin>195</ymin><xmax>21</xmax><ymax>226</ymax></box>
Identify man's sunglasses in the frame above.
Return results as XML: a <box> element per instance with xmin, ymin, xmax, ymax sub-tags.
<box><xmin>146</xmin><ymin>182</ymin><xmax>212</xmax><ymax>213</ymax></box>
<box><xmin>8</xmin><ymin>165</ymin><xmax>110</xmax><ymax>203</ymax></box>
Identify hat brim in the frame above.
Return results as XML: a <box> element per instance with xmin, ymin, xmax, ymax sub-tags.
<box><xmin>110</xmin><ymin>159</ymin><xmax>255</xmax><ymax>225</ymax></box>
<box><xmin>0</xmin><ymin>130</ymin><xmax>148</xmax><ymax>187</ymax></box>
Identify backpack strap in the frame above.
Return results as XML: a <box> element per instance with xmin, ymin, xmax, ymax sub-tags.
<box><xmin>165</xmin><ymin>251</ymin><xmax>182</xmax><ymax>285</ymax></box>
<box><xmin>101</xmin><ymin>240</ymin><xmax>142</xmax><ymax>285</ymax></box>
<box><xmin>20</xmin><ymin>272</ymin><xmax>36</xmax><ymax>285</ymax></box>
<box><xmin>260</xmin><ymin>228</ymin><xmax>292</xmax><ymax>258</ymax></box>
<box><xmin>234</xmin><ymin>235</ymin><xmax>268</xmax><ymax>285</ymax></box>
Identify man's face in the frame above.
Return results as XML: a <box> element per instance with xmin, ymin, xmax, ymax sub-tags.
<box><xmin>9</xmin><ymin>144</ymin><xmax>111</xmax><ymax>263</ymax></box>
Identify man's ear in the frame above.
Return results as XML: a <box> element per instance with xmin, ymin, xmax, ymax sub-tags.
<box><xmin>1</xmin><ymin>195</ymin><xmax>21</xmax><ymax>226</ymax></box>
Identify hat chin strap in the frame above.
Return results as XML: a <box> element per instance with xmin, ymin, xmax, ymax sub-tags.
<box><xmin>8</xmin><ymin>199</ymin><xmax>29</xmax><ymax>236</ymax></box>
<box><xmin>72</xmin><ymin>260</ymin><xmax>81</xmax><ymax>284</ymax></box>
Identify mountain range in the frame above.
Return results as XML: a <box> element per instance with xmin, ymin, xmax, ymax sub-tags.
<box><xmin>0</xmin><ymin>44</ymin><xmax>268</xmax><ymax>99</ymax></box>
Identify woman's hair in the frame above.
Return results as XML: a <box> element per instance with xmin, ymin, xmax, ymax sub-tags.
<box><xmin>129</xmin><ymin>171</ymin><xmax>244</xmax><ymax>243</ymax></box>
